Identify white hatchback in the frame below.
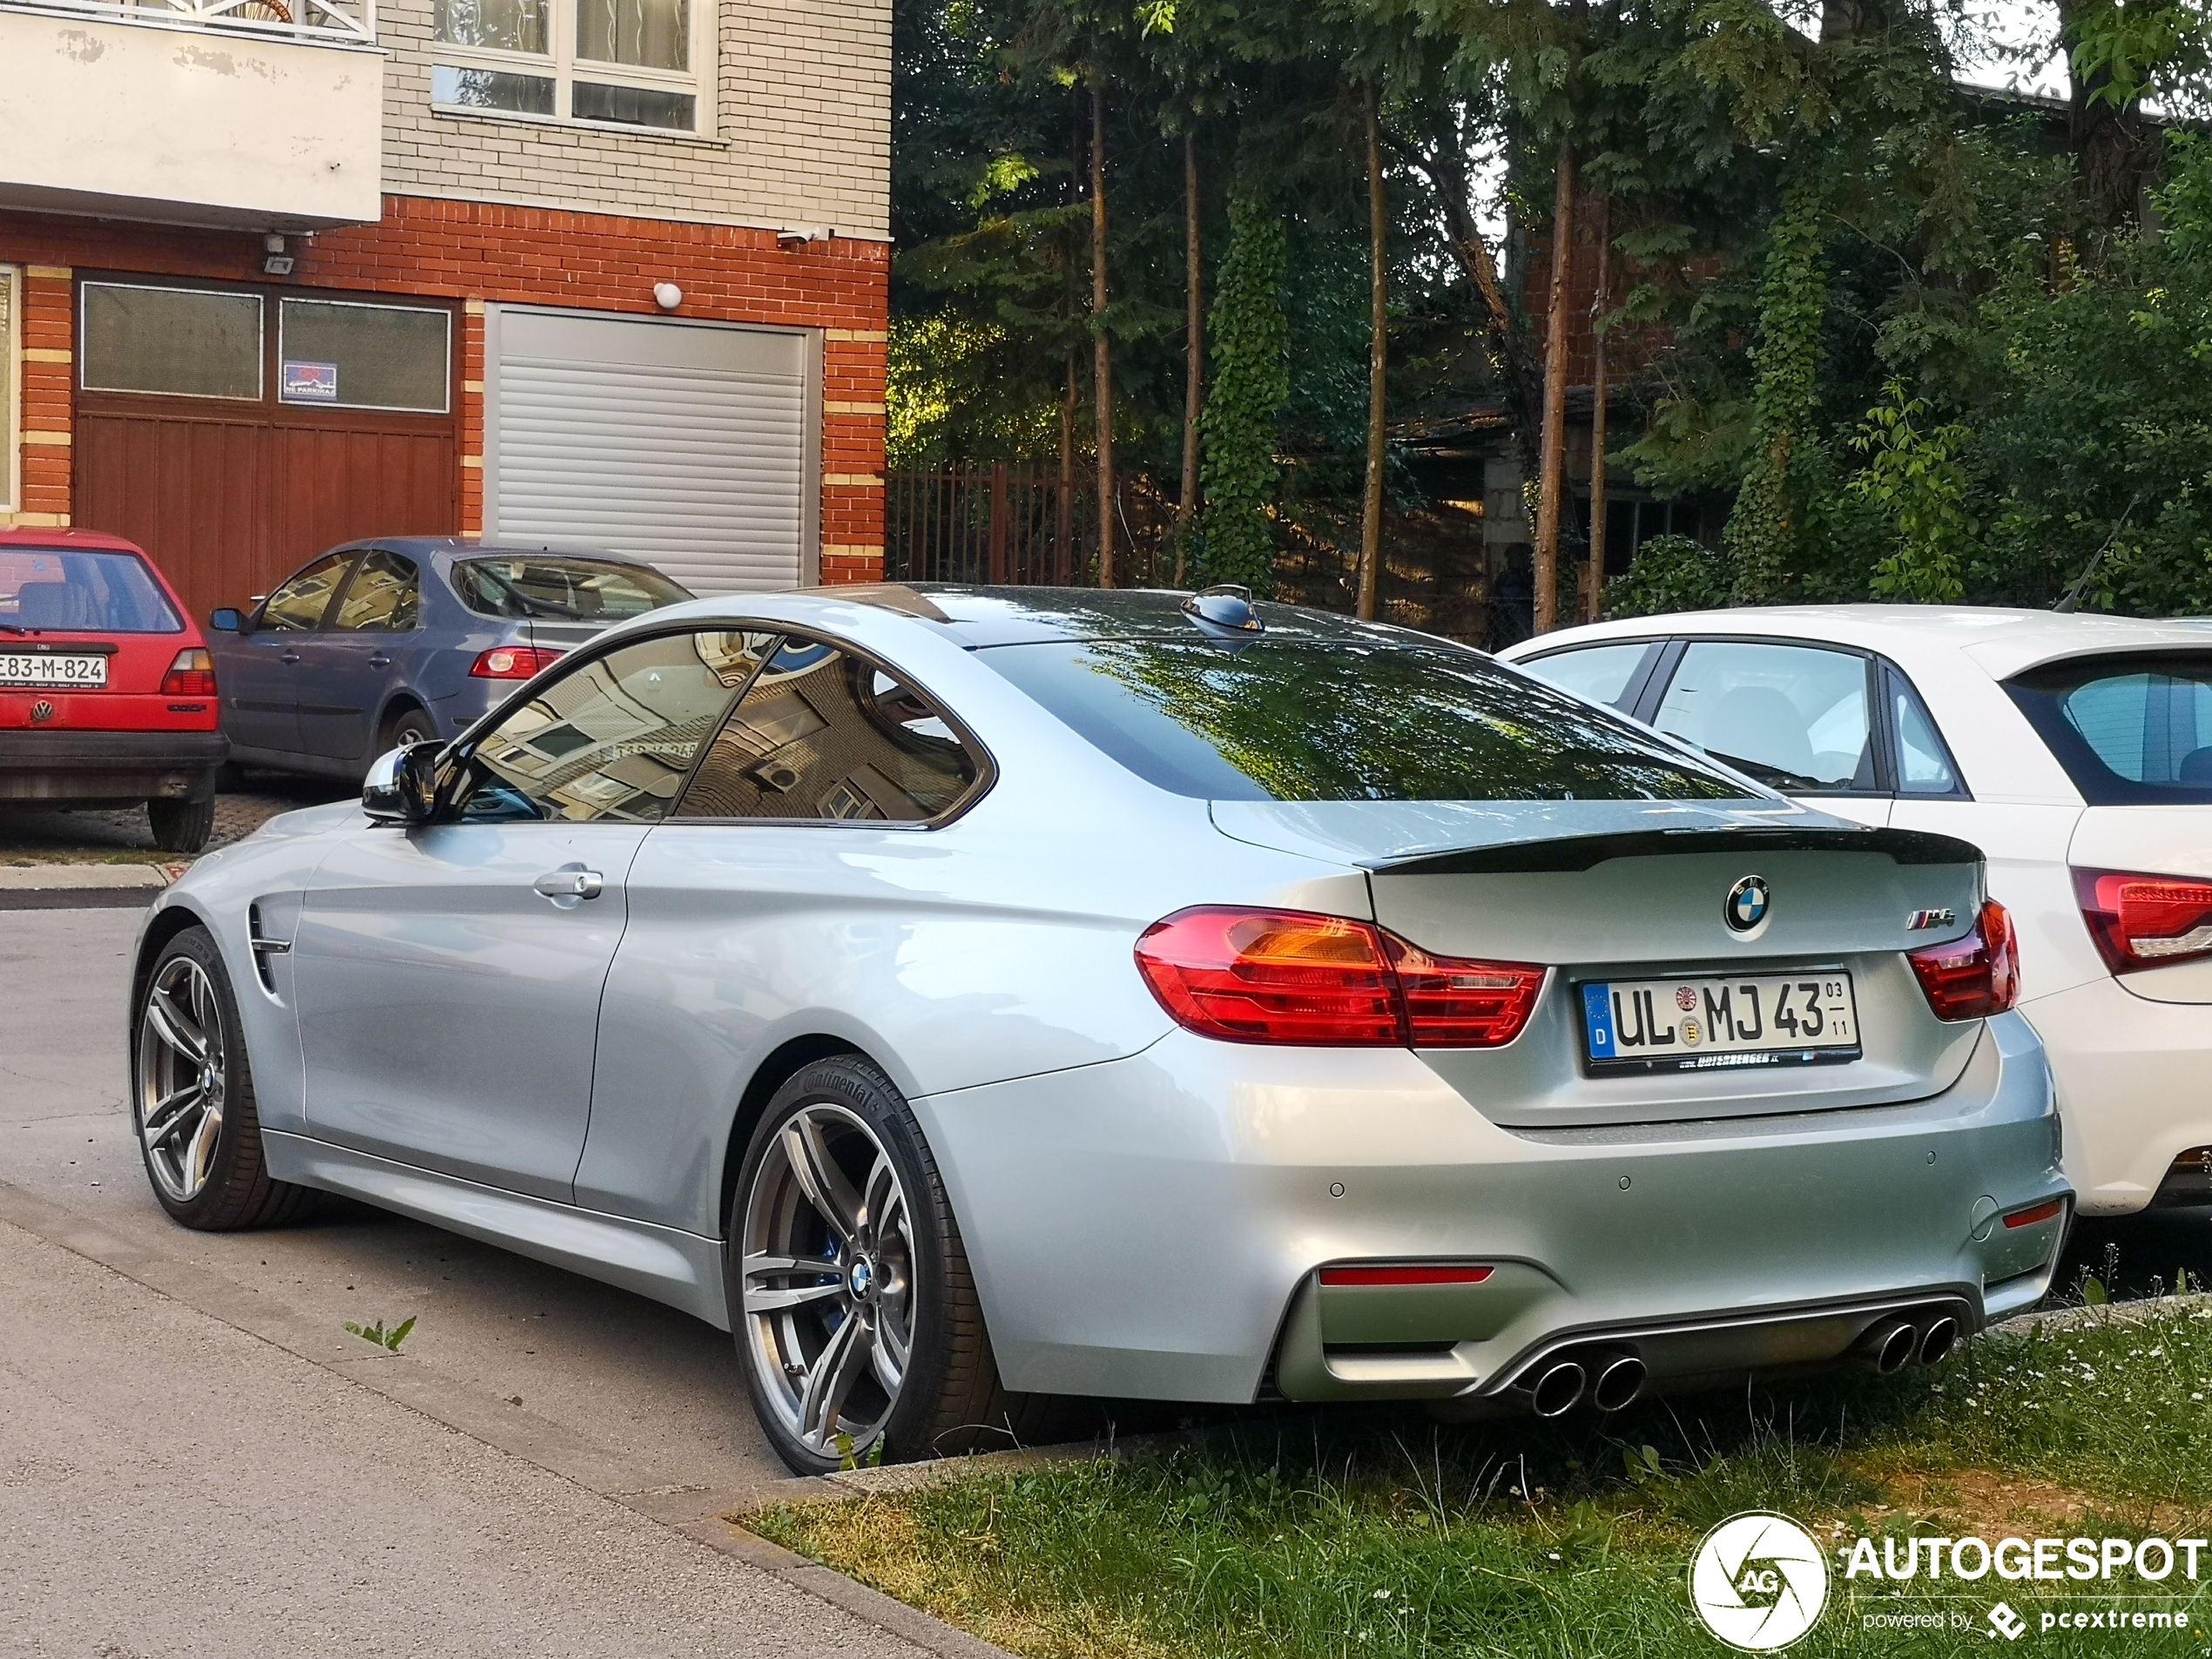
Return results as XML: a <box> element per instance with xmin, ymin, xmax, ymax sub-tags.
<box><xmin>1505</xmin><ymin>606</ymin><xmax>2212</xmax><ymax>1217</ymax></box>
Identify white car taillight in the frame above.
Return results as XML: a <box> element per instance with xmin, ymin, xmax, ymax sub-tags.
<box><xmin>2074</xmin><ymin>869</ymin><xmax>2212</xmax><ymax>974</ymax></box>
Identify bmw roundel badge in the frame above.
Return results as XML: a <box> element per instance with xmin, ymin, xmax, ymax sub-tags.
<box><xmin>1724</xmin><ymin>874</ymin><xmax>1770</xmax><ymax>933</ymax></box>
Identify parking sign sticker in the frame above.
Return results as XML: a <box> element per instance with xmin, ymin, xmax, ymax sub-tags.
<box><xmin>282</xmin><ymin>361</ymin><xmax>339</xmax><ymax>401</ymax></box>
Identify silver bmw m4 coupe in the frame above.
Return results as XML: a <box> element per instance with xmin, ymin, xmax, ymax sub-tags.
<box><xmin>128</xmin><ymin>584</ymin><xmax>2070</xmax><ymax>1472</ymax></box>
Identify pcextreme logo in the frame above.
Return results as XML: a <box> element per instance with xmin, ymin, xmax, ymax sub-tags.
<box><xmin>1689</xmin><ymin>1512</ymin><xmax>1831</xmax><ymax>1651</ymax></box>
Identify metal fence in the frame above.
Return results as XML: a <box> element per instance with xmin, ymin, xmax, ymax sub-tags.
<box><xmin>886</xmin><ymin>467</ymin><xmax>1182</xmax><ymax>588</ymax></box>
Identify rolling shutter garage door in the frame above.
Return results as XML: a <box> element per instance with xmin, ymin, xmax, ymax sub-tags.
<box><xmin>483</xmin><ymin>307</ymin><xmax>818</xmax><ymax>592</ymax></box>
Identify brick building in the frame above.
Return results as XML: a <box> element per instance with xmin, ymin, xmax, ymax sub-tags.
<box><xmin>0</xmin><ymin>0</ymin><xmax>889</xmax><ymax>618</ymax></box>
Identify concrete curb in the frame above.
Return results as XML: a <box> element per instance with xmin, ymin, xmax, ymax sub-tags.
<box><xmin>1992</xmin><ymin>1290</ymin><xmax>2212</xmax><ymax>1336</ymax></box>
<box><xmin>0</xmin><ymin>1177</ymin><xmax>1018</xmax><ymax>1659</ymax></box>
<box><xmin>0</xmin><ymin>861</ymin><xmax>180</xmax><ymax>909</ymax></box>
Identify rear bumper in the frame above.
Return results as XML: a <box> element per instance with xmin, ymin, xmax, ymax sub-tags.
<box><xmin>920</xmin><ymin>1009</ymin><xmax>2067</xmax><ymax>1406</ymax></box>
<box><xmin>0</xmin><ymin>730</ymin><xmax>227</xmax><ymax>802</ymax></box>
<box><xmin>2026</xmin><ymin>975</ymin><xmax>2212</xmax><ymax>1215</ymax></box>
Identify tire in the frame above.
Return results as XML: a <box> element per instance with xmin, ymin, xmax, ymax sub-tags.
<box><xmin>378</xmin><ymin>703</ymin><xmax>438</xmax><ymax>754</ymax></box>
<box><xmin>131</xmin><ymin>927</ymin><xmax>313</xmax><ymax>1231</ymax></box>
<box><xmin>147</xmin><ymin>795</ymin><xmax>215</xmax><ymax>854</ymax></box>
<box><xmin>729</xmin><ymin>1055</ymin><xmax>1060</xmax><ymax>1473</ymax></box>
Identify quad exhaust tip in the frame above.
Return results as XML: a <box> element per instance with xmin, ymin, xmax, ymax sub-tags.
<box><xmin>1528</xmin><ymin>1359</ymin><xmax>1587</xmax><ymax>1418</ymax></box>
<box><xmin>1524</xmin><ymin>1352</ymin><xmax>1646</xmax><ymax>1417</ymax></box>
<box><xmin>1851</xmin><ymin>1314</ymin><xmax>1961</xmax><ymax>1375</ymax></box>
<box><xmin>1590</xmin><ymin>1352</ymin><xmax>1647</xmax><ymax>1413</ymax></box>
<box><xmin>1919</xmin><ymin>1315</ymin><xmax>1959</xmax><ymax>1366</ymax></box>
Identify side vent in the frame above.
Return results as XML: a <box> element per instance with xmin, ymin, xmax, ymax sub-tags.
<box><xmin>246</xmin><ymin>903</ymin><xmax>291</xmax><ymax>995</ymax></box>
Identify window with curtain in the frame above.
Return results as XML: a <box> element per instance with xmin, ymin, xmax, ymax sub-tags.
<box><xmin>432</xmin><ymin>0</ymin><xmax>701</xmax><ymax>132</ymax></box>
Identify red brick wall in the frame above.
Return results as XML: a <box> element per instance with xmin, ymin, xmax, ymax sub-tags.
<box><xmin>1520</xmin><ymin>191</ymin><xmax>1709</xmax><ymax>392</ymax></box>
<box><xmin>3</xmin><ymin>196</ymin><xmax>889</xmax><ymax>583</ymax></box>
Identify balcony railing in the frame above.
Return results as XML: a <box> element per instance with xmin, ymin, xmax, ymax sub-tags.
<box><xmin>3</xmin><ymin>0</ymin><xmax>374</xmax><ymax>45</ymax></box>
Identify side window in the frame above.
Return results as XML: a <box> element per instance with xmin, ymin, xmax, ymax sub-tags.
<box><xmin>1890</xmin><ymin>671</ymin><xmax>1964</xmax><ymax>796</ymax></box>
<box><xmin>1515</xmin><ymin>642</ymin><xmax>1655</xmax><ymax>711</ymax></box>
<box><xmin>328</xmin><ymin>551</ymin><xmax>421</xmax><ymax>632</ymax></box>
<box><xmin>257</xmin><ymin>552</ymin><xmax>354</xmax><ymax>632</ymax></box>
<box><xmin>1654</xmin><ymin>640</ymin><xmax>1876</xmax><ymax>792</ymax></box>
<box><xmin>676</xmin><ymin>637</ymin><xmax>981</xmax><ymax>823</ymax></box>
<box><xmin>456</xmin><ymin>631</ymin><xmax>777</xmax><ymax>824</ymax></box>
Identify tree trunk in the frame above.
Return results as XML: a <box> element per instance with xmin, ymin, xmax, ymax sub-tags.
<box><xmin>1585</xmin><ymin>194</ymin><xmax>1609</xmax><ymax>624</ymax></box>
<box><xmin>1090</xmin><ymin>84</ymin><xmax>1116</xmax><ymax>589</ymax></box>
<box><xmin>1176</xmin><ymin>131</ymin><xmax>1202</xmax><ymax>589</ymax></box>
<box><xmin>1532</xmin><ymin>140</ymin><xmax>1576</xmax><ymax>635</ymax></box>
<box><xmin>1058</xmin><ymin>351</ymin><xmax>1076</xmax><ymax>583</ymax></box>
<box><xmin>2057</xmin><ymin>0</ymin><xmax>2152</xmax><ymax>236</ymax></box>
<box><xmin>1429</xmin><ymin>133</ymin><xmax>1541</xmax><ymax>485</ymax></box>
<box><xmin>1359</xmin><ymin>82</ymin><xmax>1386</xmax><ymax>623</ymax></box>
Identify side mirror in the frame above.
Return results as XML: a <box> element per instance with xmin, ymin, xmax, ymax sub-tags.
<box><xmin>363</xmin><ymin>741</ymin><xmax>442</xmax><ymax>826</ymax></box>
<box><xmin>208</xmin><ymin>607</ymin><xmax>244</xmax><ymax>633</ymax></box>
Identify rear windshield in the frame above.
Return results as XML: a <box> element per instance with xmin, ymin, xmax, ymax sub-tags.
<box><xmin>450</xmin><ymin>556</ymin><xmax>691</xmax><ymax>622</ymax></box>
<box><xmin>974</xmin><ymin>636</ymin><xmax>1751</xmax><ymax>801</ymax></box>
<box><xmin>2008</xmin><ymin>652</ymin><xmax>2212</xmax><ymax>805</ymax></box>
<box><xmin>0</xmin><ymin>548</ymin><xmax>181</xmax><ymax>633</ymax></box>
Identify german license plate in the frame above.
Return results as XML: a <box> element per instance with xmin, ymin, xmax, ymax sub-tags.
<box><xmin>0</xmin><ymin>651</ymin><xmax>105</xmax><ymax>688</ymax></box>
<box><xmin>1581</xmin><ymin>972</ymin><xmax>1859</xmax><ymax>1074</ymax></box>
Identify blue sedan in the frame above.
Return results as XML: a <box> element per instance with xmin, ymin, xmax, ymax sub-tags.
<box><xmin>205</xmin><ymin>536</ymin><xmax>692</xmax><ymax>778</ymax></box>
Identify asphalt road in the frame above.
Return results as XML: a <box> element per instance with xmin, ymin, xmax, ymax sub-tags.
<box><xmin>0</xmin><ymin>907</ymin><xmax>995</xmax><ymax>1659</ymax></box>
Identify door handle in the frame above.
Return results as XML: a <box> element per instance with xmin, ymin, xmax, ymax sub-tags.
<box><xmin>280</xmin><ymin>650</ymin><xmax>300</xmax><ymax>665</ymax></box>
<box><xmin>533</xmin><ymin>866</ymin><xmax>604</xmax><ymax>902</ymax></box>
<box><xmin>367</xmin><ymin>654</ymin><xmax>392</xmax><ymax>669</ymax></box>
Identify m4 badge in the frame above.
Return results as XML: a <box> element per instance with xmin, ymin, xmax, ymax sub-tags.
<box><xmin>1906</xmin><ymin>908</ymin><xmax>1957</xmax><ymax>931</ymax></box>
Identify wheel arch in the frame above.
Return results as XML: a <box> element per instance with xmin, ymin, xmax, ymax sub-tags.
<box><xmin>373</xmin><ymin>691</ymin><xmax>433</xmax><ymax>745</ymax></box>
<box><xmin>130</xmin><ymin>900</ymin><xmax>220</xmax><ymax>1040</ymax></box>
<box><xmin>717</xmin><ymin>1034</ymin><xmax>875</xmax><ymax>1237</ymax></box>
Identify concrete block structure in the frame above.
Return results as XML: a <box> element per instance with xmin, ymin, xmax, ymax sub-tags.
<box><xmin>0</xmin><ymin>0</ymin><xmax>888</xmax><ymax>617</ymax></box>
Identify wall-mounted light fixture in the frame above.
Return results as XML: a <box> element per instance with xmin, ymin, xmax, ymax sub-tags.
<box><xmin>262</xmin><ymin>233</ymin><xmax>293</xmax><ymax>278</ymax></box>
<box><xmin>653</xmin><ymin>281</ymin><xmax>684</xmax><ymax>311</ymax></box>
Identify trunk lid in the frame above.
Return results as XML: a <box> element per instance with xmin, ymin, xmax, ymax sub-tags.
<box><xmin>523</xmin><ymin>618</ymin><xmax>611</xmax><ymax>656</ymax></box>
<box><xmin>1214</xmin><ymin>799</ymin><xmax>1991</xmax><ymax>1129</ymax></box>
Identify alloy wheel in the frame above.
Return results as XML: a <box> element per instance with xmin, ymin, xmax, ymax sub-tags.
<box><xmin>137</xmin><ymin>954</ymin><xmax>228</xmax><ymax>1204</ymax></box>
<box><xmin>739</xmin><ymin>1103</ymin><xmax>916</xmax><ymax>1460</ymax></box>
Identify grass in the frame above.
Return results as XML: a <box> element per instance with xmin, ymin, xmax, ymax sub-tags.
<box><xmin>744</xmin><ymin>1301</ymin><xmax>2212</xmax><ymax>1658</ymax></box>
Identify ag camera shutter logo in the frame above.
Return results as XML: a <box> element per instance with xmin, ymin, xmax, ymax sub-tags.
<box><xmin>1689</xmin><ymin>1512</ymin><xmax>1830</xmax><ymax>1650</ymax></box>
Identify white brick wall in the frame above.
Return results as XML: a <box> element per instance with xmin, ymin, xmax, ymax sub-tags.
<box><xmin>381</xmin><ymin>0</ymin><xmax>890</xmax><ymax>239</ymax></box>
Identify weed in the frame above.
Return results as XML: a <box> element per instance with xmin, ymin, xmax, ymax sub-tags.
<box><xmin>343</xmin><ymin>1315</ymin><xmax>417</xmax><ymax>1352</ymax></box>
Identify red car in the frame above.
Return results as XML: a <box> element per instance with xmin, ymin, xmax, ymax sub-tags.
<box><xmin>0</xmin><ymin>529</ymin><xmax>227</xmax><ymax>853</ymax></box>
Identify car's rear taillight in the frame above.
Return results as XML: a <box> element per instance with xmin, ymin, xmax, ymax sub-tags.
<box><xmin>160</xmin><ymin>648</ymin><xmax>216</xmax><ymax>697</ymax></box>
<box><xmin>470</xmin><ymin>645</ymin><xmax>563</xmax><ymax>680</ymax></box>
<box><xmin>2074</xmin><ymin>869</ymin><xmax>2212</xmax><ymax>974</ymax></box>
<box><xmin>1132</xmin><ymin>906</ymin><xmax>1545</xmax><ymax>1048</ymax></box>
<box><xmin>1906</xmin><ymin>899</ymin><xmax>2020</xmax><ymax>1020</ymax></box>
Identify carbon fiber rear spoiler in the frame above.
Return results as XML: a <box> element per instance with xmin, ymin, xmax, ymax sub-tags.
<box><xmin>1367</xmin><ymin>824</ymin><xmax>1984</xmax><ymax>876</ymax></box>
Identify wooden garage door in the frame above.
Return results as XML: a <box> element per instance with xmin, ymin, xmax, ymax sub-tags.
<box><xmin>71</xmin><ymin>279</ymin><xmax>459</xmax><ymax>623</ymax></box>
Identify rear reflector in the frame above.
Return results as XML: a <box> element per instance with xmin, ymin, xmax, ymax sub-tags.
<box><xmin>1319</xmin><ymin>1264</ymin><xmax>1494</xmax><ymax>1287</ymax></box>
<box><xmin>160</xmin><ymin>648</ymin><xmax>216</xmax><ymax>698</ymax></box>
<box><xmin>1133</xmin><ymin>906</ymin><xmax>1544</xmax><ymax>1048</ymax></box>
<box><xmin>2002</xmin><ymin>1198</ymin><xmax>2065</xmax><ymax>1230</ymax></box>
<box><xmin>2074</xmin><ymin>869</ymin><xmax>2212</xmax><ymax>974</ymax></box>
<box><xmin>470</xmin><ymin>645</ymin><xmax>563</xmax><ymax>680</ymax></box>
<box><xmin>1906</xmin><ymin>899</ymin><xmax>2020</xmax><ymax>1021</ymax></box>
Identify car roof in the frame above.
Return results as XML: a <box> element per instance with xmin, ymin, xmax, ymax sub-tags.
<box><xmin>818</xmin><ymin>583</ymin><xmax>1456</xmax><ymax>649</ymax></box>
<box><xmin>1506</xmin><ymin>604</ymin><xmax>2212</xmax><ymax>681</ymax></box>
<box><xmin>323</xmin><ymin>536</ymin><xmax>646</xmax><ymax>568</ymax></box>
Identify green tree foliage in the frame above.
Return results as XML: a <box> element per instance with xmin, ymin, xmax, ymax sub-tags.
<box><xmin>1721</xmin><ymin>176</ymin><xmax>1830</xmax><ymax>603</ymax></box>
<box><xmin>1604</xmin><ymin>533</ymin><xmax>1730</xmax><ymax>618</ymax></box>
<box><xmin>1849</xmin><ymin>382</ymin><xmax>1973</xmax><ymax>604</ymax></box>
<box><xmin>1197</xmin><ymin>193</ymin><xmax>1291</xmax><ymax>590</ymax></box>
